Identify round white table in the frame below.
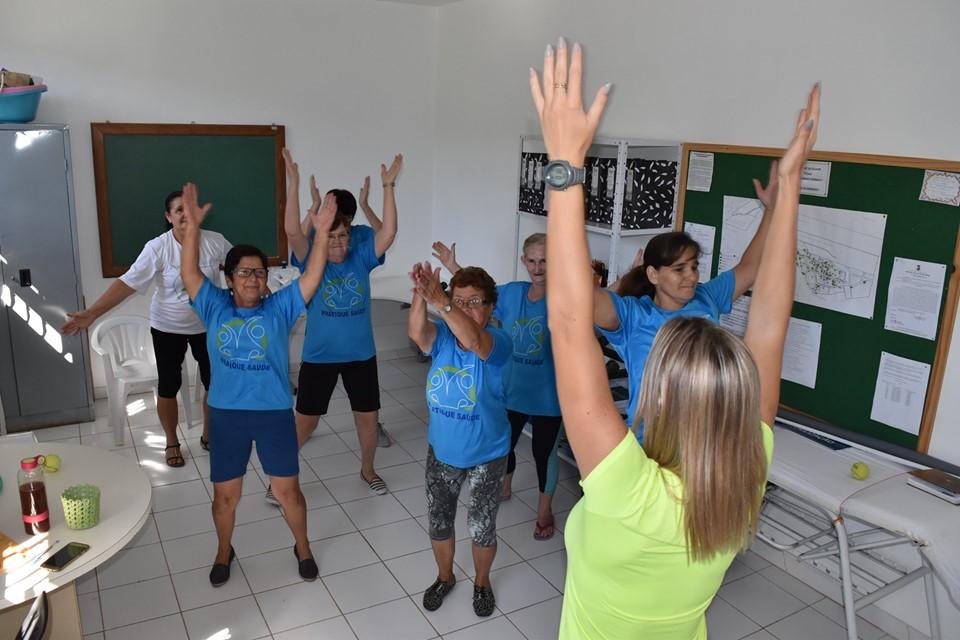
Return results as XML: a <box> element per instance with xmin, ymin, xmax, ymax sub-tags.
<box><xmin>0</xmin><ymin>442</ymin><xmax>152</xmax><ymax>609</ymax></box>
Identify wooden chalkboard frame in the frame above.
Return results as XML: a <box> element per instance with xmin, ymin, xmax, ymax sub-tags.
<box><xmin>91</xmin><ymin>122</ymin><xmax>287</xmax><ymax>277</ymax></box>
<box><xmin>676</xmin><ymin>143</ymin><xmax>960</xmax><ymax>453</ymax></box>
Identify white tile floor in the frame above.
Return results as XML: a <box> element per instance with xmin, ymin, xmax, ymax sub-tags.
<box><xmin>31</xmin><ymin>304</ymin><xmax>900</xmax><ymax>640</ymax></box>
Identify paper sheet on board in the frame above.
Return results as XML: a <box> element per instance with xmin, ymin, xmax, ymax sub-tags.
<box><xmin>719</xmin><ymin>295</ymin><xmax>750</xmax><ymax>338</ymax></box>
<box><xmin>684</xmin><ymin>222</ymin><xmax>716</xmax><ymax>282</ymax></box>
<box><xmin>870</xmin><ymin>352</ymin><xmax>930</xmax><ymax>435</ymax></box>
<box><xmin>686</xmin><ymin>152</ymin><xmax>714</xmax><ymax>192</ymax></box>
<box><xmin>719</xmin><ymin>196</ymin><xmax>764</xmax><ymax>273</ymax></box>
<box><xmin>801</xmin><ymin>160</ymin><xmax>832</xmax><ymax>197</ymax></box>
<box><xmin>884</xmin><ymin>257</ymin><xmax>946</xmax><ymax>340</ymax></box>
<box><xmin>919</xmin><ymin>170</ymin><xmax>960</xmax><ymax>206</ymax></box>
<box><xmin>781</xmin><ymin>318</ymin><xmax>821</xmax><ymax>389</ymax></box>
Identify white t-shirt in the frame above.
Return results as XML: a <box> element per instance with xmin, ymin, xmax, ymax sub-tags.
<box><xmin>120</xmin><ymin>229</ymin><xmax>232</xmax><ymax>334</ymax></box>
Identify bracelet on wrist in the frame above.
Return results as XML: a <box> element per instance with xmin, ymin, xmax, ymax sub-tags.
<box><xmin>383</xmin><ymin>182</ymin><xmax>395</xmax><ymax>188</ymax></box>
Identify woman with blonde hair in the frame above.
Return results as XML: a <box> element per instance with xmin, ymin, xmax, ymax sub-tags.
<box><xmin>529</xmin><ymin>38</ymin><xmax>819</xmax><ymax>638</ymax></box>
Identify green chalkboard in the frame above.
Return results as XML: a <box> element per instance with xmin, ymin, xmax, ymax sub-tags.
<box><xmin>91</xmin><ymin>123</ymin><xmax>286</xmax><ymax>277</ymax></box>
<box><xmin>678</xmin><ymin>144</ymin><xmax>960</xmax><ymax>452</ymax></box>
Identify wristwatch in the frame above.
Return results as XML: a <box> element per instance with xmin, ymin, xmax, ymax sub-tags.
<box><xmin>438</xmin><ymin>303</ymin><xmax>452</xmax><ymax>314</ymax></box>
<box><xmin>543</xmin><ymin>160</ymin><xmax>586</xmax><ymax>191</ymax></box>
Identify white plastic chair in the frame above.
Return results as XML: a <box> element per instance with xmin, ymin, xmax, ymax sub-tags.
<box><xmin>90</xmin><ymin>315</ymin><xmax>194</xmax><ymax>446</ymax></box>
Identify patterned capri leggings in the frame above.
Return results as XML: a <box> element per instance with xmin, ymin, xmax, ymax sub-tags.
<box><xmin>425</xmin><ymin>447</ymin><xmax>508</xmax><ymax>548</ymax></box>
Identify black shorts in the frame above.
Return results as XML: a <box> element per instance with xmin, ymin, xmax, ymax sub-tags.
<box><xmin>295</xmin><ymin>356</ymin><xmax>380</xmax><ymax>415</ymax></box>
<box><xmin>151</xmin><ymin>328</ymin><xmax>211</xmax><ymax>398</ymax></box>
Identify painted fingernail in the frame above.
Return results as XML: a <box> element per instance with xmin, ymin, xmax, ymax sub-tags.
<box><xmin>545</xmin><ymin>44</ymin><xmax>553</xmax><ymax>57</ymax></box>
<box><xmin>558</xmin><ymin>36</ymin><xmax>567</xmax><ymax>49</ymax></box>
<box><xmin>804</xmin><ymin>118</ymin><xmax>814</xmax><ymax>130</ymax></box>
<box><xmin>602</xmin><ymin>82</ymin><xmax>613</xmax><ymax>94</ymax></box>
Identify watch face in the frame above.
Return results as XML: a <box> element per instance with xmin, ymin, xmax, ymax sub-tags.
<box><xmin>545</xmin><ymin>162</ymin><xmax>571</xmax><ymax>187</ymax></box>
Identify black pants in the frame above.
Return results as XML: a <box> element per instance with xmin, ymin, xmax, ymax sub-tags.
<box><xmin>150</xmin><ymin>328</ymin><xmax>211</xmax><ymax>398</ymax></box>
<box><xmin>506</xmin><ymin>410</ymin><xmax>563</xmax><ymax>495</ymax></box>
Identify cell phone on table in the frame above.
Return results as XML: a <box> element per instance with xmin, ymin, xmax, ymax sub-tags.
<box><xmin>41</xmin><ymin>542</ymin><xmax>90</xmax><ymax>572</ymax></box>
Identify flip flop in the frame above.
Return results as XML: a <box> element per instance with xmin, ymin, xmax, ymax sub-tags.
<box><xmin>165</xmin><ymin>443</ymin><xmax>186</xmax><ymax>468</ymax></box>
<box><xmin>200</xmin><ymin>436</ymin><xmax>210</xmax><ymax>451</ymax></box>
<box><xmin>534</xmin><ymin>517</ymin><xmax>555</xmax><ymax>541</ymax></box>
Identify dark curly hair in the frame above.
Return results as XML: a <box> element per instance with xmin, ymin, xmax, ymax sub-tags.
<box><xmin>616</xmin><ymin>231</ymin><xmax>701</xmax><ymax>299</ymax></box>
<box><xmin>449</xmin><ymin>266</ymin><xmax>498</xmax><ymax>306</ymax></box>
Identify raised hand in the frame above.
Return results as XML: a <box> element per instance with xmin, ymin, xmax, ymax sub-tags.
<box><xmin>308</xmin><ymin>175</ymin><xmax>322</xmax><ymax>214</ymax></box>
<box><xmin>311</xmin><ymin>191</ymin><xmax>337</xmax><ymax>234</ymax></box>
<box><xmin>381</xmin><ymin>154</ymin><xmax>403</xmax><ymax>186</ymax></box>
<box><xmin>752</xmin><ymin>160</ymin><xmax>779</xmax><ymax>208</ymax></box>
<box><xmin>413</xmin><ymin>261</ymin><xmax>446</xmax><ymax>308</ymax></box>
<box><xmin>359</xmin><ymin>175</ymin><xmax>371</xmax><ymax>209</ymax></box>
<box><xmin>282</xmin><ymin>148</ymin><xmax>300</xmax><ymax>185</ymax></box>
<box><xmin>408</xmin><ymin>261</ymin><xmax>424</xmax><ymax>288</ymax></box>
<box><xmin>778</xmin><ymin>84</ymin><xmax>820</xmax><ymax>182</ymax></box>
<box><xmin>431</xmin><ymin>241</ymin><xmax>457</xmax><ymax>272</ymax></box>
<box><xmin>529</xmin><ymin>38</ymin><xmax>610</xmax><ymax>164</ymax></box>
<box><xmin>181</xmin><ymin>182</ymin><xmax>212</xmax><ymax>227</ymax></box>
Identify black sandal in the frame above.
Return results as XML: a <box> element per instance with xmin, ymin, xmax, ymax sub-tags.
<box><xmin>165</xmin><ymin>443</ymin><xmax>186</xmax><ymax>468</ymax></box>
<box><xmin>472</xmin><ymin>584</ymin><xmax>496</xmax><ymax>617</ymax></box>
<box><xmin>200</xmin><ymin>436</ymin><xmax>210</xmax><ymax>451</ymax></box>
<box><xmin>293</xmin><ymin>546</ymin><xmax>318</xmax><ymax>581</ymax></box>
<box><xmin>422</xmin><ymin>578</ymin><xmax>456</xmax><ymax>611</ymax></box>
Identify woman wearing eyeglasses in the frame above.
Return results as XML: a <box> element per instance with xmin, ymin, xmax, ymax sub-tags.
<box><xmin>62</xmin><ymin>189</ymin><xmax>232</xmax><ymax>465</ymax></box>
<box><xmin>431</xmin><ymin>233</ymin><xmax>563</xmax><ymax>541</ymax></box>
<box><xmin>408</xmin><ymin>263</ymin><xmax>513</xmax><ymax>618</ymax></box>
<box><xmin>180</xmin><ymin>182</ymin><xmax>337</xmax><ymax>587</ymax></box>
<box><xmin>282</xmin><ymin>150</ymin><xmax>402</xmax><ymax>499</ymax></box>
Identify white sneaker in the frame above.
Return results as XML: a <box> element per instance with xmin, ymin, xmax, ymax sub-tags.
<box><xmin>377</xmin><ymin>422</ymin><xmax>392</xmax><ymax>448</ymax></box>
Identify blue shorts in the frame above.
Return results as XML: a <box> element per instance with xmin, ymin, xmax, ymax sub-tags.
<box><xmin>208</xmin><ymin>407</ymin><xmax>299</xmax><ymax>482</ymax></box>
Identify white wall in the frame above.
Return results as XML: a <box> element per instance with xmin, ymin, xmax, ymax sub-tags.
<box><xmin>432</xmin><ymin>0</ymin><xmax>960</xmax><ymax>468</ymax></box>
<box><xmin>0</xmin><ymin>0</ymin><xmax>438</xmax><ymax>389</ymax></box>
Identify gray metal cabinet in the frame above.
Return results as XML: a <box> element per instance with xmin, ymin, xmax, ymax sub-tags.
<box><xmin>0</xmin><ymin>124</ymin><xmax>94</xmax><ymax>432</ymax></box>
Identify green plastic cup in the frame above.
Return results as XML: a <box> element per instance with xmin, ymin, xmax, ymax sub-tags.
<box><xmin>61</xmin><ymin>485</ymin><xmax>100</xmax><ymax>530</ymax></box>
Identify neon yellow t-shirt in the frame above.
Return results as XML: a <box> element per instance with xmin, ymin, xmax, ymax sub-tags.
<box><xmin>559</xmin><ymin>423</ymin><xmax>773</xmax><ymax>639</ymax></box>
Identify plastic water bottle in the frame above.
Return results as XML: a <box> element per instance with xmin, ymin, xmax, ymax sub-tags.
<box><xmin>18</xmin><ymin>456</ymin><xmax>50</xmax><ymax>535</ymax></box>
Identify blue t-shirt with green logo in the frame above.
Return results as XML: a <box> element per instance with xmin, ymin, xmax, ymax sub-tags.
<box><xmin>191</xmin><ymin>278</ymin><xmax>305</xmax><ymax>410</ymax></box>
<box><xmin>492</xmin><ymin>282</ymin><xmax>561</xmax><ymax>417</ymax></box>
<box><xmin>292</xmin><ymin>231</ymin><xmax>384</xmax><ymax>363</ymax></box>
<box><xmin>599</xmin><ymin>270</ymin><xmax>735</xmax><ymax>435</ymax></box>
<box><xmin>426</xmin><ymin>321</ymin><xmax>513</xmax><ymax>468</ymax></box>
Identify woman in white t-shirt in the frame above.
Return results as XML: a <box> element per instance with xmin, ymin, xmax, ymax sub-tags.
<box><xmin>63</xmin><ymin>190</ymin><xmax>232</xmax><ymax>466</ymax></box>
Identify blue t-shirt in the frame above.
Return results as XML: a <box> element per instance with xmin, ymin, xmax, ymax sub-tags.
<box><xmin>191</xmin><ymin>278</ymin><xmax>305</xmax><ymax>411</ymax></box>
<box><xmin>426</xmin><ymin>321</ymin><xmax>513</xmax><ymax>468</ymax></box>
<box><xmin>599</xmin><ymin>270</ymin><xmax>736</xmax><ymax>432</ymax></box>
<box><xmin>492</xmin><ymin>282</ymin><xmax>561</xmax><ymax>417</ymax></box>
<box><xmin>292</xmin><ymin>229</ymin><xmax>384</xmax><ymax>363</ymax></box>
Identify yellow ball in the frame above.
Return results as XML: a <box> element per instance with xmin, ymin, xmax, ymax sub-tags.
<box><xmin>850</xmin><ymin>461</ymin><xmax>870</xmax><ymax>481</ymax></box>
<box><xmin>42</xmin><ymin>454</ymin><xmax>61</xmax><ymax>473</ymax></box>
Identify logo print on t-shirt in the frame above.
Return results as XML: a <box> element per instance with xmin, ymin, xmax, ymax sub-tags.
<box><xmin>427</xmin><ymin>365</ymin><xmax>476</xmax><ymax>411</ymax></box>
<box><xmin>217</xmin><ymin>316</ymin><xmax>267</xmax><ymax>361</ymax></box>
<box><xmin>510</xmin><ymin>316</ymin><xmax>544</xmax><ymax>357</ymax></box>
<box><xmin>322</xmin><ymin>274</ymin><xmax>365</xmax><ymax>311</ymax></box>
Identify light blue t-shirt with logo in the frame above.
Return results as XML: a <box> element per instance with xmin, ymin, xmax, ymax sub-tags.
<box><xmin>492</xmin><ymin>282</ymin><xmax>561</xmax><ymax>417</ymax></box>
<box><xmin>191</xmin><ymin>278</ymin><xmax>305</xmax><ymax>410</ymax></box>
<box><xmin>599</xmin><ymin>270</ymin><xmax>735</xmax><ymax>433</ymax></box>
<box><xmin>426</xmin><ymin>321</ymin><xmax>513</xmax><ymax>468</ymax></box>
<box><xmin>291</xmin><ymin>230</ymin><xmax>384</xmax><ymax>363</ymax></box>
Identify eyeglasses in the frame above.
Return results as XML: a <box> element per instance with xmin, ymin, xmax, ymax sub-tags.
<box><xmin>233</xmin><ymin>268</ymin><xmax>268</xmax><ymax>279</ymax></box>
<box><xmin>327</xmin><ymin>232</ymin><xmax>350</xmax><ymax>243</ymax></box>
<box><xmin>452</xmin><ymin>297</ymin><xmax>487</xmax><ymax>308</ymax></box>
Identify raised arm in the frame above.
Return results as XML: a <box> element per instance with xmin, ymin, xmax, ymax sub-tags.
<box><xmin>298</xmin><ymin>193</ymin><xmax>336</xmax><ymax>304</ymax></box>
<box><xmin>531</xmin><ymin>39</ymin><xmax>617</xmax><ymax>477</ymax></box>
<box><xmin>62</xmin><ymin>280</ymin><xmax>136</xmax><ymax>335</ymax></box>
<box><xmin>407</xmin><ymin>262</ymin><xmax>438</xmax><ymax>353</ymax></box>
<box><xmin>593</xmin><ymin>288</ymin><xmax>619</xmax><ymax>330</ymax></box>
<box><xmin>357</xmin><ymin>176</ymin><xmax>383</xmax><ymax>232</ymax></box>
<box><xmin>180</xmin><ymin>182</ymin><xmax>213</xmax><ymax>299</ymax></box>
<box><xmin>375</xmin><ymin>154</ymin><xmax>402</xmax><ymax>258</ymax></box>
<box><xmin>732</xmin><ymin>160</ymin><xmax>779</xmax><ymax>299</ymax></box>
<box><xmin>744</xmin><ymin>85</ymin><xmax>820</xmax><ymax>426</ymax></box>
<box><xmin>431</xmin><ymin>241</ymin><xmax>462</xmax><ymax>275</ymax></box>
<box><xmin>282</xmin><ymin>148</ymin><xmax>310</xmax><ymax>263</ymax></box>
<box><xmin>414</xmin><ymin>261</ymin><xmax>495</xmax><ymax>359</ymax></box>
